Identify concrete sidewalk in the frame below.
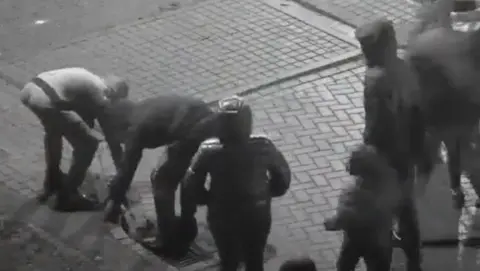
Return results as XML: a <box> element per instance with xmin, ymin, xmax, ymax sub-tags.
<box><xmin>291</xmin><ymin>0</ymin><xmax>420</xmax><ymax>46</ymax></box>
<box><xmin>0</xmin><ymin>184</ymin><xmax>173</xmax><ymax>271</ymax></box>
<box><xmin>0</xmin><ymin>0</ymin><xmax>360</xmax><ymax>270</ymax></box>
<box><xmin>0</xmin><ymin>0</ymin><xmax>479</xmax><ymax>270</ymax></box>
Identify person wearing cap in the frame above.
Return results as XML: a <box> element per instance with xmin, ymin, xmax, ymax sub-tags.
<box><xmin>20</xmin><ymin>67</ymin><xmax>128</xmax><ymax>211</ymax></box>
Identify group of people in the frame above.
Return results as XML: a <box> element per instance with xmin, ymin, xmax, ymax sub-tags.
<box><xmin>322</xmin><ymin>1</ymin><xmax>480</xmax><ymax>270</ymax></box>
<box><xmin>20</xmin><ymin>66</ymin><xmax>292</xmax><ymax>270</ymax></box>
<box><xmin>18</xmin><ymin>0</ymin><xmax>480</xmax><ymax>270</ymax></box>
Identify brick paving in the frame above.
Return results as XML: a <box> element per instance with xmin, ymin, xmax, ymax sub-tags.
<box><xmin>292</xmin><ymin>0</ymin><xmax>422</xmax><ymax>46</ymax></box>
<box><xmin>3</xmin><ymin>0</ymin><xmax>357</xmax><ymax>102</ymax></box>
<box><xmin>0</xmin><ymin>0</ymin><xmax>479</xmax><ymax>270</ymax></box>
<box><xmin>0</xmin><ymin>0</ymin><xmax>207</xmax><ymax>61</ymax></box>
<box><xmin>244</xmin><ymin>60</ymin><xmax>480</xmax><ymax>270</ymax></box>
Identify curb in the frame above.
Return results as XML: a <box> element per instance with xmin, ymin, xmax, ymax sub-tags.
<box><xmin>290</xmin><ymin>0</ymin><xmax>418</xmax><ymax>48</ymax></box>
<box><xmin>207</xmin><ymin>50</ymin><xmax>362</xmax><ymax>106</ymax></box>
<box><xmin>264</xmin><ymin>0</ymin><xmax>358</xmax><ymax>46</ymax></box>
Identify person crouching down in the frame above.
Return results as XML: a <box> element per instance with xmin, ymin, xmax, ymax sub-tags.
<box><xmin>323</xmin><ymin>144</ymin><xmax>402</xmax><ymax>271</ymax></box>
<box><xmin>20</xmin><ymin>67</ymin><xmax>128</xmax><ymax>212</ymax></box>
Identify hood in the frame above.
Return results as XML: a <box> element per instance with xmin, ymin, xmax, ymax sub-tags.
<box><xmin>355</xmin><ymin>18</ymin><xmax>397</xmax><ymax>66</ymax></box>
<box><xmin>216</xmin><ymin>96</ymin><xmax>253</xmax><ymax>144</ymax></box>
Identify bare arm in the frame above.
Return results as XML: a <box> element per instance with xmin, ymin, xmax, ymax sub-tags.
<box><xmin>108</xmin><ymin>131</ymin><xmax>143</xmax><ymax>204</ymax></box>
<box><xmin>97</xmin><ymin>113</ymin><xmax>124</xmax><ymax>171</ymax></box>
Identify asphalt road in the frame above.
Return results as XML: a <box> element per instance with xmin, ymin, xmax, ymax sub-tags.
<box><xmin>0</xmin><ymin>0</ymin><xmax>205</xmax><ymax>62</ymax></box>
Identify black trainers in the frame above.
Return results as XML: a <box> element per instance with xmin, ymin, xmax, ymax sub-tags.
<box><xmin>53</xmin><ymin>191</ymin><xmax>101</xmax><ymax>212</ymax></box>
<box><xmin>37</xmin><ymin>173</ymin><xmax>66</xmax><ymax>203</ymax></box>
<box><xmin>36</xmin><ymin>188</ymin><xmax>57</xmax><ymax>203</ymax></box>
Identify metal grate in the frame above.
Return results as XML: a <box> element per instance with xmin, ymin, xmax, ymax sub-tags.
<box><xmin>173</xmin><ymin>243</ymin><xmax>213</xmax><ymax>268</ymax></box>
<box><xmin>120</xmin><ymin>214</ymin><xmax>214</xmax><ymax>267</ymax></box>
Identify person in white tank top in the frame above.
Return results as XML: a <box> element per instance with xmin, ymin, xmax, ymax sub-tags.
<box><xmin>20</xmin><ymin>67</ymin><xmax>128</xmax><ymax>212</ymax></box>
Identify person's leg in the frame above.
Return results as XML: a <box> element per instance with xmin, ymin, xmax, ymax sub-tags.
<box><xmin>150</xmin><ymin>143</ymin><xmax>199</xmax><ymax>251</ymax></box>
<box><xmin>54</xmin><ymin>111</ymin><xmax>100</xmax><ymax>211</ymax></box>
<box><xmin>37</xmin><ymin>115</ymin><xmax>64</xmax><ymax>202</ymax></box>
<box><xmin>209</xmin><ymin>215</ymin><xmax>241</xmax><ymax>271</ymax></box>
<box><xmin>242</xmin><ymin>203</ymin><xmax>272</xmax><ymax>271</ymax></box>
<box><xmin>363</xmin><ymin>231</ymin><xmax>393</xmax><ymax>271</ymax></box>
<box><xmin>336</xmin><ymin>235</ymin><xmax>361</xmax><ymax>271</ymax></box>
<box><xmin>150</xmin><ymin>160</ymin><xmax>178</xmax><ymax>255</ymax></box>
<box><xmin>398</xmin><ymin>200</ymin><xmax>423</xmax><ymax>271</ymax></box>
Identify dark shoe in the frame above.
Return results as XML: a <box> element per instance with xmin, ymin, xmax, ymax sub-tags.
<box><xmin>148</xmin><ymin>237</ymin><xmax>189</xmax><ymax>259</ymax></box>
<box><xmin>36</xmin><ymin>188</ymin><xmax>57</xmax><ymax>203</ymax></box>
<box><xmin>104</xmin><ymin>199</ymin><xmax>122</xmax><ymax>224</ymax></box>
<box><xmin>37</xmin><ymin>173</ymin><xmax>66</xmax><ymax>203</ymax></box>
<box><xmin>53</xmin><ymin>192</ymin><xmax>101</xmax><ymax>212</ymax></box>
<box><xmin>451</xmin><ymin>188</ymin><xmax>465</xmax><ymax>210</ymax></box>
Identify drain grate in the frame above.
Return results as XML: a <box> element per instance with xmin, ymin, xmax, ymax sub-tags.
<box><xmin>173</xmin><ymin>243</ymin><xmax>213</xmax><ymax>268</ymax></box>
<box><xmin>120</xmin><ymin>213</ymin><xmax>214</xmax><ymax>267</ymax></box>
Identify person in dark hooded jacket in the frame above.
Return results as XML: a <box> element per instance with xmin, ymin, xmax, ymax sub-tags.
<box><xmin>180</xmin><ymin>95</ymin><xmax>291</xmax><ymax>271</ymax></box>
<box><xmin>356</xmin><ymin>18</ymin><xmax>430</xmax><ymax>271</ymax></box>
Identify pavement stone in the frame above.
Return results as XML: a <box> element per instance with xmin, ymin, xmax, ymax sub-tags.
<box><xmin>1</xmin><ymin>0</ymin><xmax>479</xmax><ymax>270</ymax></box>
<box><xmin>1</xmin><ymin>0</ymin><xmax>357</xmax><ymax>103</ymax></box>
<box><xmin>0</xmin><ymin>183</ymin><xmax>175</xmax><ymax>271</ymax></box>
<box><xmin>243</xmin><ymin>60</ymin><xmax>480</xmax><ymax>270</ymax></box>
<box><xmin>292</xmin><ymin>0</ymin><xmax>422</xmax><ymax>46</ymax></box>
<box><xmin>0</xmin><ymin>0</ymin><xmax>207</xmax><ymax>61</ymax></box>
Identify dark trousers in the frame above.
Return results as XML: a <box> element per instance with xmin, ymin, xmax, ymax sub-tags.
<box><xmin>384</xmin><ymin>156</ymin><xmax>422</xmax><ymax>271</ymax></box>
<box><xmin>397</xmin><ymin>198</ymin><xmax>422</xmax><ymax>271</ymax></box>
<box><xmin>337</xmin><ymin>230</ymin><xmax>392</xmax><ymax>271</ymax></box>
<box><xmin>208</xmin><ymin>201</ymin><xmax>271</xmax><ymax>271</ymax></box>
<box><xmin>150</xmin><ymin>143</ymin><xmax>198</xmax><ymax>250</ymax></box>
<box><xmin>32</xmin><ymin>107</ymin><xmax>98</xmax><ymax>196</ymax></box>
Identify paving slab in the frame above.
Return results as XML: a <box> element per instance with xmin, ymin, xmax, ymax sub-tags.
<box><xmin>242</xmin><ymin>60</ymin><xmax>480</xmax><ymax>270</ymax></box>
<box><xmin>1</xmin><ymin>0</ymin><xmax>358</xmax><ymax>103</ymax></box>
<box><xmin>0</xmin><ymin>0</ymin><xmax>207</xmax><ymax>61</ymax></box>
<box><xmin>291</xmin><ymin>0</ymin><xmax>423</xmax><ymax>46</ymax></box>
<box><xmin>0</xmin><ymin>183</ymin><xmax>175</xmax><ymax>271</ymax></box>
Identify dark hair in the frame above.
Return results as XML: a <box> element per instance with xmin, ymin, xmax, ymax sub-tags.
<box><xmin>279</xmin><ymin>258</ymin><xmax>316</xmax><ymax>271</ymax></box>
<box><xmin>348</xmin><ymin>144</ymin><xmax>390</xmax><ymax>177</ymax></box>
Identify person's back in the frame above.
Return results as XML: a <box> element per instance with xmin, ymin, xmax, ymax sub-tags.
<box><xmin>205</xmin><ymin>136</ymin><xmax>275</xmax><ymax>208</ymax></box>
<box><xmin>180</xmin><ymin>95</ymin><xmax>291</xmax><ymax>271</ymax></box>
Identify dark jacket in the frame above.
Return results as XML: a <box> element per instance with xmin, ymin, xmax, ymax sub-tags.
<box><xmin>181</xmin><ymin>135</ymin><xmax>291</xmax><ymax>218</ymax></box>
